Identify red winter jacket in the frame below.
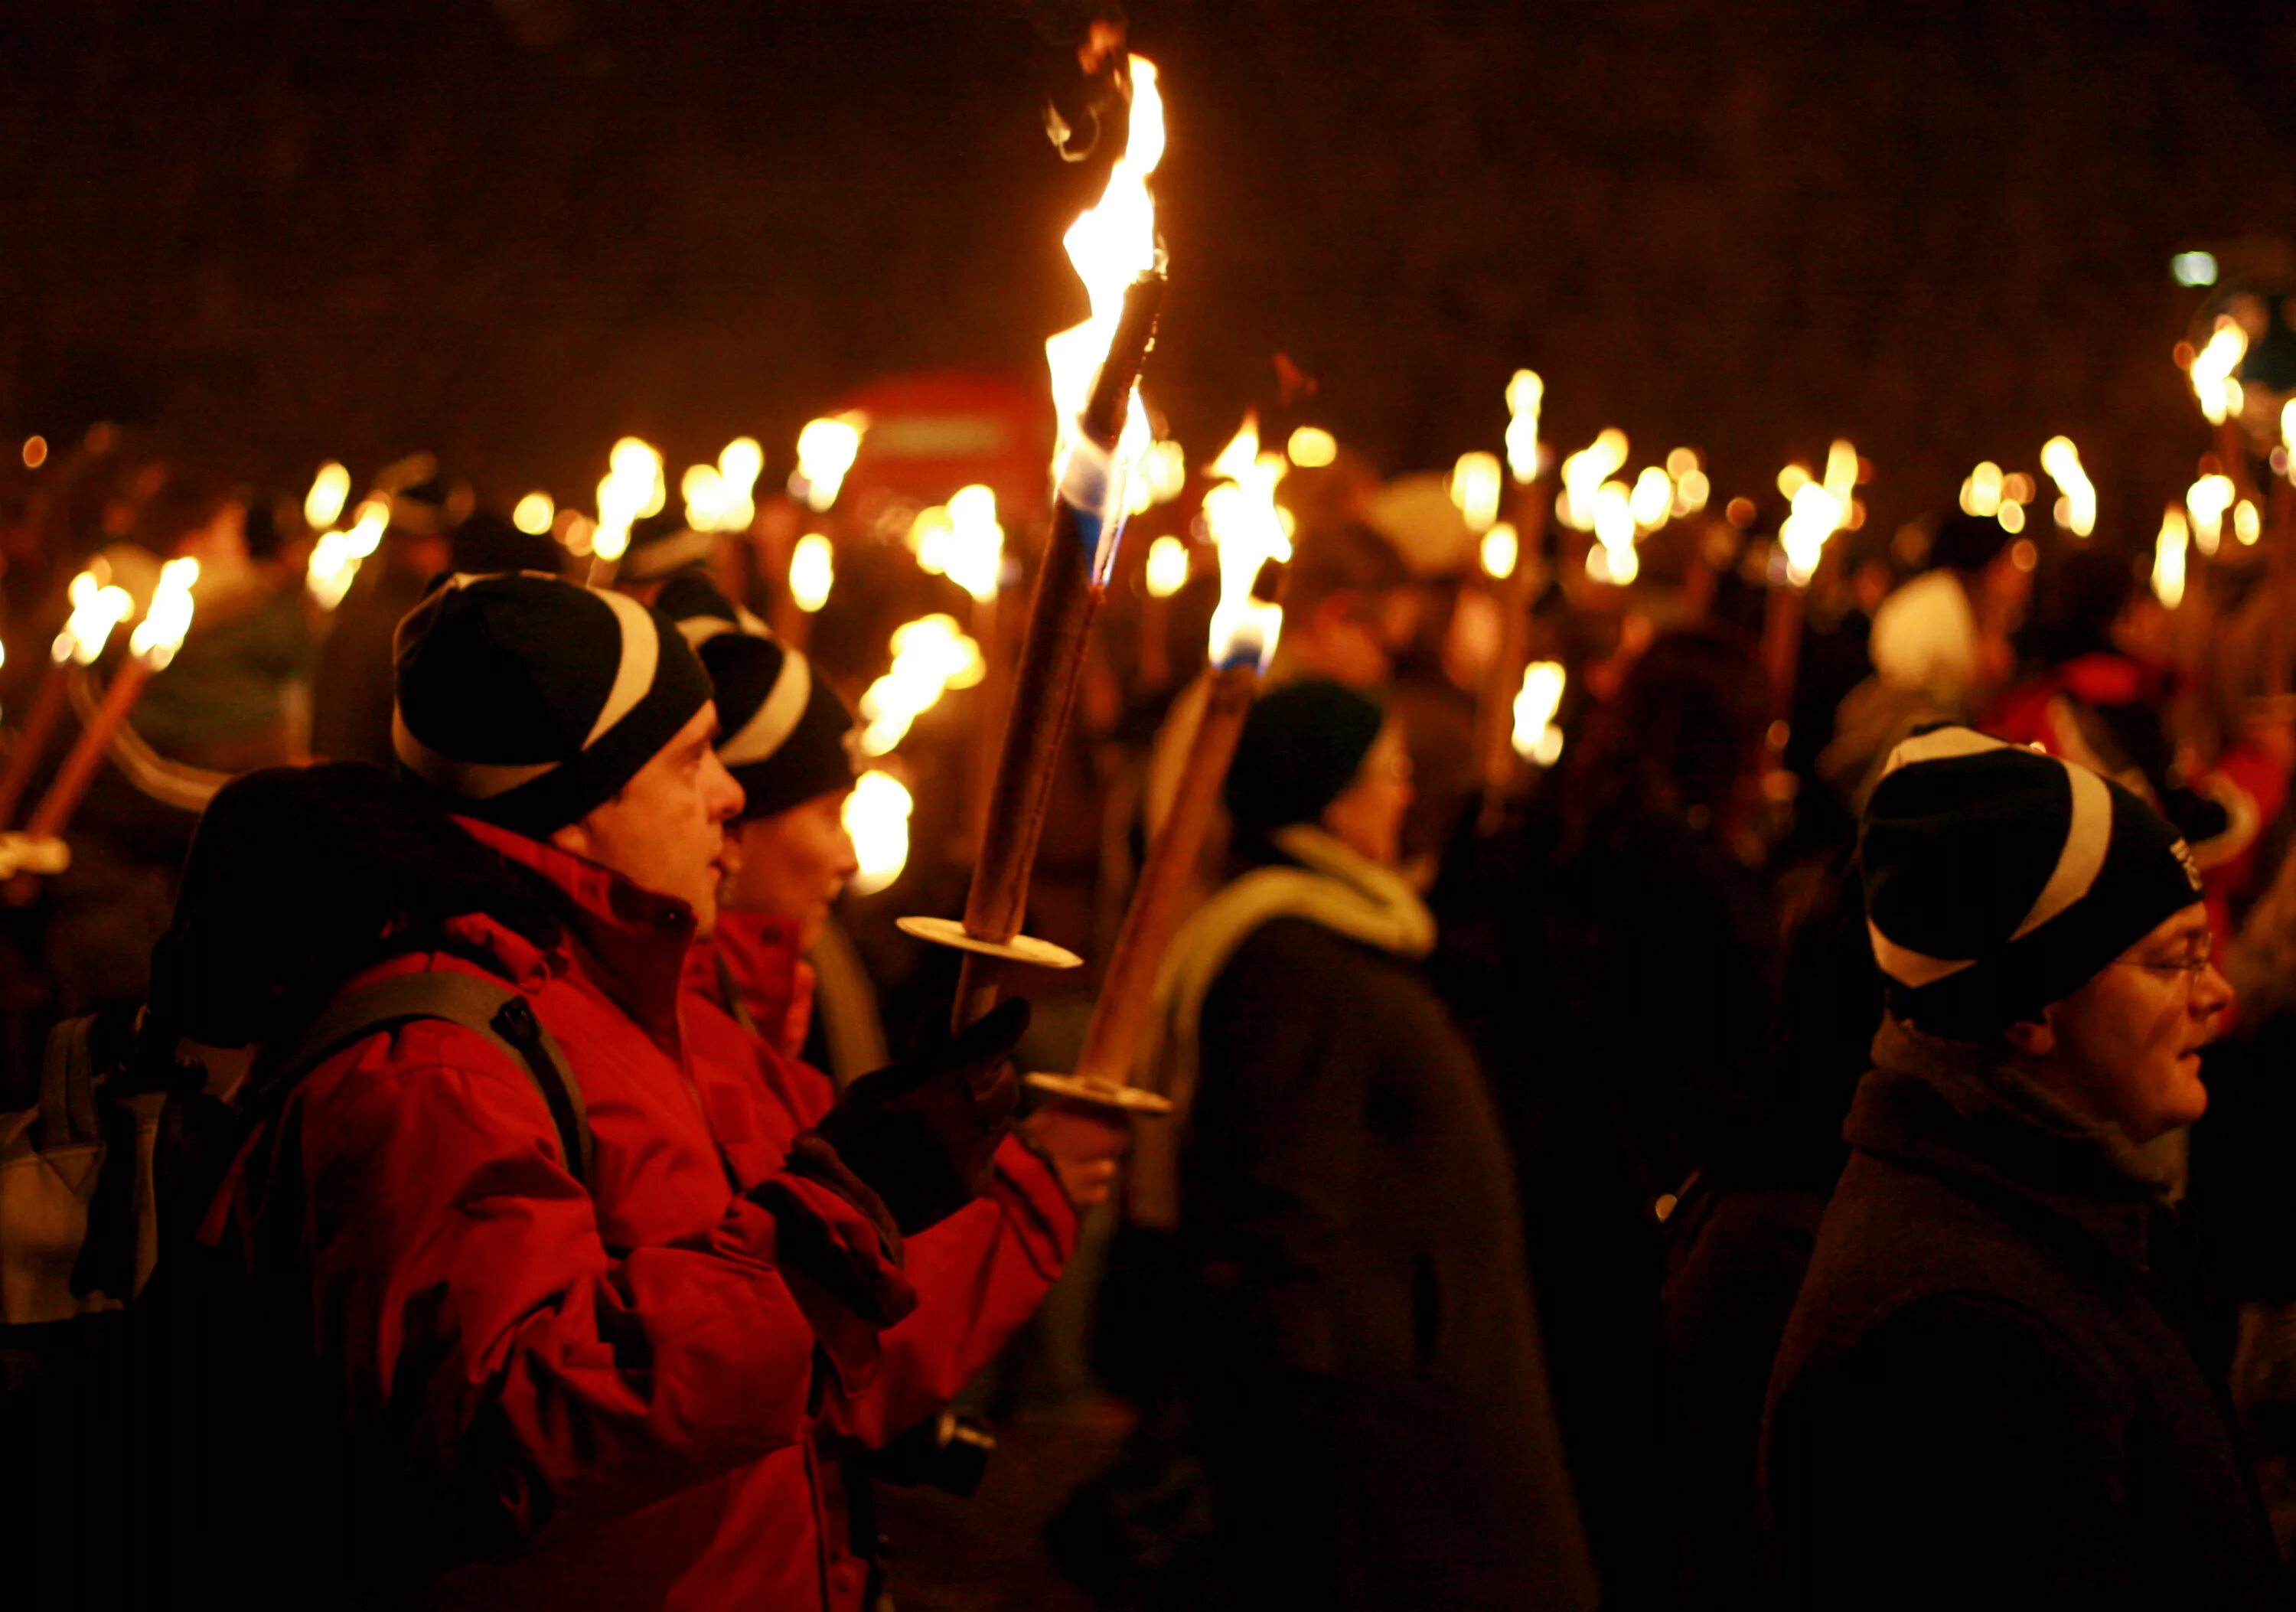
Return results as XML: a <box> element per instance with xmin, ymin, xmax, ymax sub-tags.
<box><xmin>680</xmin><ymin>908</ymin><xmax>1078</xmax><ymax>1612</ymax></box>
<box><xmin>210</xmin><ymin>821</ymin><xmax>921</xmax><ymax>1610</ymax></box>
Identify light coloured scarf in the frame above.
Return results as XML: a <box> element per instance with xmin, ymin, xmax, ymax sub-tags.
<box><xmin>1127</xmin><ymin>824</ymin><xmax>1436</xmax><ymax>1229</ymax></box>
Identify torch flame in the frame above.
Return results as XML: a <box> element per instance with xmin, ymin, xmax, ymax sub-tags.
<box><xmin>844</xmin><ymin>768</ymin><xmax>915</xmax><ymax>896</ymax></box>
<box><xmin>305</xmin><ymin>462</ymin><xmax>351</xmax><ymax>530</ymax></box>
<box><xmin>513</xmin><ymin>491</ymin><xmax>556</xmax><ymax>535</ymax></box>
<box><xmin>944</xmin><ymin>485</ymin><xmax>1005</xmax><ymax>604</ymax></box>
<box><xmin>1450</xmin><ymin>452</ymin><xmax>1503</xmax><ymax>534</ymax></box>
<box><xmin>2154</xmin><ymin>505</ymin><xmax>2190</xmax><ymax>609</ymax></box>
<box><xmin>792</xmin><ymin>416</ymin><xmax>866</xmax><ymax>513</ymax></box>
<box><xmin>1144</xmin><ymin>534</ymin><xmax>1192</xmax><ymax>598</ymax></box>
<box><xmin>2187</xmin><ymin>472</ymin><xmax>2235</xmax><ymax>556</ymax></box>
<box><xmin>1505</xmin><ymin>370</ymin><xmax>1544</xmax><ymax>483</ymax></box>
<box><xmin>1045</xmin><ymin>56</ymin><xmax>1166</xmax><ymax>492</ymax></box>
<box><xmin>2192</xmin><ymin>319</ymin><xmax>2247</xmax><ymax>426</ymax></box>
<box><xmin>789</xmin><ymin>533</ymin><xmax>835</xmax><ymax>613</ymax></box>
<box><xmin>129</xmin><ymin>557</ymin><xmax>200</xmax><ymax>669</ymax></box>
<box><xmin>1202</xmin><ymin>414</ymin><xmax>1291</xmax><ymax>671</ymax></box>
<box><xmin>54</xmin><ymin>567</ymin><xmax>135</xmax><ymax>665</ymax></box>
<box><xmin>859</xmin><ymin>614</ymin><xmax>985</xmax><ymax>755</ymax></box>
<box><xmin>1558</xmin><ymin>429</ymin><xmax>1628</xmax><ymax>533</ymax></box>
<box><xmin>1512</xmin><ymin>660</ymin><xmax>1566</xmax><ymax>766</ymax></box>
<box><xmin>2040</xmin><ymin>436</ymin><xmax>2095</xmax><ymax>537</ymax></box>
<box><xmin>593</xmin><ymin>437</ymin><xmax>665</xmax><ymax>562</ymax></box>
<box><xmin>1779</xmin><ymin>481</ymin><xmax>1845</xmax><ymax>586</ymax></box>
<box><xmin>1480</xmin><ymin>522</ymin><xmax>1519</xmax><ymax>580</ymax></box>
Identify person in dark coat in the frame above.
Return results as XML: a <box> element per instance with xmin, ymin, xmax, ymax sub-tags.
<box><xmin>1146</xmin><ymin>679</ymin><xmax>1596</xmax><ymax>1612</ymax></box>
<box><xmin>1762</xmin><ymin>725</ymin><xmax>2283</xmax><ymax>1610</ymax></box>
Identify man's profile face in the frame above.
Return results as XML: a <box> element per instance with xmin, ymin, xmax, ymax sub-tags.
<box><xmin>550</xmin><ymin>704</ymin><xmax>745</xmax><ymax>935</ymax></box>
<box><xmin>2040</xmin><ymin>903</ymin><xmax>2230</xmax><ymax>1142</ymax></box>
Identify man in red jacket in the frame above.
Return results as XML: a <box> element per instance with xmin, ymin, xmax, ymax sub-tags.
<box><xmin>208</xmin><ymin>573</ymin><xmax>1030</xmax><ymax>1610</ymax></box>
<box><xmin>663</xmin><ymin>578</ymin><xmax>1127</xmax><ymax>1608</ymax></box>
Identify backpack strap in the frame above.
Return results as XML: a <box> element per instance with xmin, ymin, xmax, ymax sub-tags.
<box><xmin>245</xmin><ymin>972</ymin><xmax>594</xmax><ymax>1189</ymax></box>
<box><xmin>38</xmin><ymin>1013</ymin><xmax>103</xmax><ymax>1149</ymax></box>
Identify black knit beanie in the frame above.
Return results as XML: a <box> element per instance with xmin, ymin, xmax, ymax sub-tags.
<box><xmin>659</xmin><ymin>579</ymin><xmax>856</xmax><ymax>821</ymax></box>
<box><xmin>392</xmin><ymin>573</ymin><xmax>713</xmax><ymax>838</ymax></box>
<box><xmin>1859</xmin><ymin>726</ymin><xmax>2206</xmax><ymax>1036</ymax></box>
<box><xmin>621</xmin><ymin>510</ymin><xmax>718</xmax><ymax>585</ymax></box>
<box><xmin>1224</xmin><ymin>678</ymin><xmax>1388</xmax><ymax>838</ymax></box>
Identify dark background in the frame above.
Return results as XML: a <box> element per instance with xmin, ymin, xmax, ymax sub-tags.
<box><xmin>4</xmin><ymin>0</ymin><xmax>2291</xmax><ymax>540</ymax></box>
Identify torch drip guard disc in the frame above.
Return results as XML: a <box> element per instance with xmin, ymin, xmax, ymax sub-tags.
<box><xmin>895</xmin><ymin>915</ymin><xmax>1084</xmax><ymax>969</ymax></box>
<box><xmin>1025</xmin><ymin>1072</ymin><xmax>1176</xmax><ymax>1116</ymax></box>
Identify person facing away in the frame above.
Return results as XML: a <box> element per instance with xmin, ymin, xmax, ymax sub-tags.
<box><xmin>196</xmin><ymin>572</ymin><xmax>1030</xmax><ymax>1609</ymax></box>
<box><xmin>1760</xmin><ymin>725</ymin><xmax>2284</xmax><ymax>1610</ymax></box>
<box><xmin>657</xmin><ymin>577</ymin><xmax>1129</xmax><ymax>1610</ymax></box>
<box><xmin>1143</xmin><ymin>678</ymin><xmax>1596</xmax><ymax>1612</ymax></box>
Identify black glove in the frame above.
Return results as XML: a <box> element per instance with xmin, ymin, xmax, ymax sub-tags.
<box><xmin>809</xmin><ymin>997</ymin><xmax>1029</xmax><ymax>1236</ymax></box>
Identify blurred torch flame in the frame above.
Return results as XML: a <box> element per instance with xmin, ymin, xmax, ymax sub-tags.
<box><xmin>1202</xmin><ymin>415</ymin><xmax>1291</xmax><ymax>671</ymax></box>
<box><xmin>593</xmin><ymin>437</ymin><xmax>665</xmax><ymax>562</ymax></box>
<box><xmin>2040</xmin><ymin>436</ymin><xmax>2095</xmax><ymax>537</ymax></box>
<box><xmin>1479</xmin><ymin>522</ymin><xmax>1519</xmax><ymax>580</ymax></box>
<box><xmin>844</xmin><ymin>769</ymin><xmax>915</xmax><ymax>896</ymax></box>
<box><xmin>2187</xmin><ymin>472</ymin><xmax>2234</xmax><ymax>556</ymax></box>
<box><xmin>1779</xmin><ymin>440</ymin><xmax>1855</xmax><ymax>586</ymax></box>
<box><xmin>513</xmin><ymin>491</ymin><xmax>556</xmax><ymax>535</ymax></box>
<box><xmin>2154</xmin><ymin>506</ymin><xmax>2190</xmax><ymax>609</ymax></box>
<box><xmin>1286</xmin><ymin>426</ymin><xmax>1337</xmax><ymax>469</ymax></box>
<box><xmin>129</xmin><ymin>557</ymin><xmax>200</xmax><ymax>669</ymax></box>
<box><xmin>1629</xmin><ymin>465</ymin><xmax>1673</xmax><ymax>530</ymax></box>
<box><xmin>789</xmin><ymin>533</ymin><xmax>835</xmax><ymax>613</ymax></box>
<box><xmin>2235</xmin><ymin>498</ymin><xmax>2262</xmax><ymax>546</ymax></box>
<box><xmin>1667</xmin><ymin>448</ymin><xmax>1710</xmax><ymax>517</ymax></box>
<box><xmin>791</xmin><ymin>416</ymin><xmax>866</xmax><ymax>514</ymax></box>
<box><xmin>684</xmin><ymin>438</ymin><xmax>765</xmax><ymax>533</ymax></box>
<box><xmin>304</xmin><ymin>462</ymin><xmax>351</xmax><ymax>530</ymax></box>
<box><xmin>1505</xmin><ymin>370</ymin><xmax>1544</xmax><ymax>484</ymax></box>
<box><xmin>306</xmin><ymin>496</ymin><xmax>390</xmax><ymax>611</ymax></box>
<box><xmin>1558</xmin><ymin>429</ymin><xmax>1628</xmax><ymax>534</ymax></box>
<box><xmin>1144</xmin><ymin>534</ymin><xmax>1192</xmax><ymax>598</ymax></box>
<box><xmin>1511</xmin><ymin>660</ymin><xmax>1566</xmax><ymax>766</ymax></box>
<box><xmin>1045</xmin><ymin>55</ymin><xmax>1166</xmax><ymax>491</ymax></box>
<box><xmin>1450</xmin><ymin>452</ymin><xmax>1502</xmax><ymax>534</ymax></box>
<box><xmin>2192</xmin><ymin>319</ymin><xmax>2247</xmax><ymax>426</ymax></box>
<box><xmin>859</xmin><ymin>613</ymin><xmax>985</xmax><ymax>755</ymax></box>
<box><xmin>944</xmin><ymin>485</ymin><xmax>1005</xmax><ymax>603</ymax></box>
<box><xmin>54</xmin><ymin>566</ymin><xmax>135</xmax><ymax>665</ymax></box>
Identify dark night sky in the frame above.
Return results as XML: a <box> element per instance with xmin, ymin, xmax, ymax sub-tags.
<box><xmin>5</xmin><ymin>0</ymin><xmax>2294</xmax><ymax>543</ymax></box>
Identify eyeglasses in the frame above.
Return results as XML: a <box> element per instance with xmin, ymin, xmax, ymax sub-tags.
<box><xmin>2112</xmin><ymin>939</ymin><xmax>2213</xmax><ymax>980</ymax></box>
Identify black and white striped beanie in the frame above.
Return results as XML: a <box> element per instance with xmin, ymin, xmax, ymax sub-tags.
<box><xmin>1859</xmin><ymin>726</ymin><xmax>2205</xmax><ymax>1036</ymax></box>
<box><xmin>620</xmin><ymin>511</ymin><xmax>719</xmax><ymax>585</ymax></box>
<box><xmin>657</xmin><ymin>577</ymin><xmax>856</xmax><ymax>822</ymax></box>
<box><xmin>392</xmin><ymin>572</ymin><xmax>713</xmax><ymax>837</ymax></box>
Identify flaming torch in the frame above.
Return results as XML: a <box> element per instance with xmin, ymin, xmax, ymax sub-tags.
<box><xmin>21</xmin><ymin>558</ymin><xmax>201</xmax><ymax>850</ymax></box>
<box><xmin>0</xmin><ymin>566</ymin><xmax>135</xmax><ymax>828</ymax></box>
<box><xmin>1026</xmin><ymin>412</ymin><xmax>1290</xmax><ymax>1114</ymax></box>
<box><xmin>1473</xmin><ymin>369</ymin><xmax>1552</xmax><ymax>819</ymax></box>
<box><xmin>899</xmin><ymin>54</ymin><xmax>1171</xmax><ymax>1031</ymax></box>
<box><xmin>1763</xmin><ymin>439</ymin><xmax>1855</xmax><ymax>720</ymax></box>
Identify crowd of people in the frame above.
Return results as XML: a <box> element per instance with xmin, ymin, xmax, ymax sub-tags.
<box><xmin>2</xmin><ymin>419</ymin><xmax>2294</xmax><ymax>1610</ymax></box>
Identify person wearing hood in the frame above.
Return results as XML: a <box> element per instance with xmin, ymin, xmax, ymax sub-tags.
<box><xmin>660</xmin><ymin>578</ymin><xmax>1126</xmax><ymax>1610</ymax></box>
<box><xmin>199</xmin><ymin>573</ymin><xmax>1029</xmax><ymax>1609</ymax></box>
<box><xmin>1761</xmin><ymin>726</ymin><xmax>2281</xmax><ymax>1608</ymax></box>
<box><xmin>1143</xmin><ymin>678</ymin><xmax>1596</xmax><ymax>1612</ymax></box>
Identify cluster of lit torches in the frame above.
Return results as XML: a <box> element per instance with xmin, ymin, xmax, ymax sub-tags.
<box><xmin>5</xmin><ymin>64</ymin><xmax>2291</xmax><ymax>1116</ymax></box>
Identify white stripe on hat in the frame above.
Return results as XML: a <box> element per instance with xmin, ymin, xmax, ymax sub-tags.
<box><xmin>1867</xmin><ymin>919</ymin><xmax>1976</xmax><ymax>988</ymax></box>
<box><xmin>1880</xmin><ymin>723</ymin><xmax>2011</xmax><ymax>777</ymax></box>
<box><xmin>719</xmin><ymin>649</ymin><xmax>813</xmax><ymax>768</ymax></box>
<box><xmin>2010</xmin><ymin>761</ymin><xmax>2111</xmax><ymax>940</ymax></box>
<box><xmin>623</xmin><ymin>526</ymin><xmax>717</xmax><ymax>581</ymax></box>
<box><xmin>677</xmin><ymin>615</ymin><xmax>738</xmax><ymax>651</ymax></box>
<box><xmin>391</xmin><ymin>709</ymin><xmax>560</xmax><ymax>799</ymax></box>
<box><xmin>585</xmin><ymin>589</ymin><xmax>662</xmax><ymax>749</ymax></box>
